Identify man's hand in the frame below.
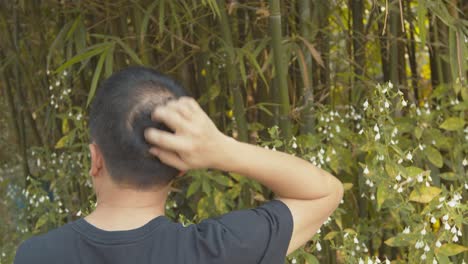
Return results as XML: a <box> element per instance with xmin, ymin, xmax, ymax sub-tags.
<box><xmin>144</xmin><ymin>97</ymin><xmax>228</xmax><ymax>171</ymax></box>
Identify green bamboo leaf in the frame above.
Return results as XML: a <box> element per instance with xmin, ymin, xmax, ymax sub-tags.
<box><xmin>115</xmin><ymin>38</ymin><xmax>143</xmax><ymax>65</ymax></box>
<box><xmin>440</xmin><ymin>117</ymin><xmax>465</xmax><ymax>131</ymax></box>
<box><xmin>47</xmin><ymin>21</ymin><xmax>73</xmax><ymax>69</ymax></box>
<box><xmin>186</xmin><ymin>180</ymin><xmax>201</xmax><ymax>198</ymax></box>
<box><xmin>425</xmin><ymin>146</ymin><xmax>443</xmax><ymax>168</ymax></box>
<box><xmin>238</xmin><ymin>52</ymin><xmax>247</xmax><ymax>85</ymax></box>
<box><xmin>203</xmin><ymin>0</ymin><xmax>221</xmax><ymax>18</ymax></box>
<box><xmin>86</xmin><ymin>49</ymin><xmax>108</xmax><ymax>107</ymax></box>
<box><xmin>139</xmin><ymin>0</ymin><xmax>159</xmax><ymax>44</ymax></box>
<box><xmin>65</xmin><ymin>15</ymin><xmax>82</xmax><ymax>41</ymax></box>
<box><xmin>35</xmin><ymin>214</ymin><xmax>49</xmax><ymax>230</ymax></box>
<box><xmin>202</xmin><ymin>178</ymin><xmax>212</xmax><ymax>195</ymax></box>
<box><xmin>104</xmin><ymin>44</ymin><xmax>115</xmax><ymax>78</ymax></box>
<box><xmin>55</xmin><ymin>42</ymin><xmax>111</xmax><ymax>73</ymax></box>
<box><xmin>297</xmin><ymin>36</ymin><xmax>324</xmax><ymax>68</ymax></box>
<box><xmin>242</xmin><ymin>49</ymin><xmax>268</xmax><ymax>87</ymax></box>
<box><xmin>436</xmin><ymin>243</ymin><xmax>468</xmax><ymax>257</ymax></box>
<box><xmin>409</xmin><ymin>186</ymin><xmax>441</xmax><ymax>203</ymax></box>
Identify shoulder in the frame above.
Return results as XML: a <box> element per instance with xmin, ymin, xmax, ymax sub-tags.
<box><xmin>176</xmin><ymin>200</ymin><xmax>293</xmax><ymax>264</ymax></box>
<box><xmin>14</xmin><ymin>222</ymin><xmax>75</xmax><ymax>264</ymax></box>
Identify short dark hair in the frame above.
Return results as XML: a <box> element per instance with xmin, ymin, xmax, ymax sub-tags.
<box><xmin>89</xmin><ymin>66</ymin><xmax>188</xmax><ymax>189</ymax></box>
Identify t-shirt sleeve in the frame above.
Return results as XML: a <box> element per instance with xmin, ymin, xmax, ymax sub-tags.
<box><xmin>182</xmin><ymin>199</ymin><xmax>293</xmax><ymax>264</ymax></box>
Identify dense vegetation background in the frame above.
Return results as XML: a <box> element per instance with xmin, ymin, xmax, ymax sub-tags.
<box><xmin>0</xmin><ymin>0</ymin><xmax>467</xmax><ymax>263</ymax></box>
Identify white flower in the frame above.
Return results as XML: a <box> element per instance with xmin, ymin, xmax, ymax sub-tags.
<box><xmin>444</xmin><ymin>223</ymin><xmax>451</xmax><ymax>230</ymax></box>
<box><xmin>397</xmin><ymin>186</ymin><xmax>403</xmax><ymax>193</ymax></box>
<box><xmin>403</xmin><ymin>226</ymin><xmax>411</xmax><ymax>234</ymax></box>
<box><xmin>292</xmin><ymin>142</ymin><xmax>297</xmax><ymax>149</ymax></box>
<box><xmin>76</xmin><ymin>210</ymin><xmax>82</xmax><ymax>217</ymax></box>
<box><xmin>417</xmin><ymin>174</ymin><xmax>423</xmax><ymax>182</ymax></box>
<box><xmin>463</xmin><ymin>158</ymin><xmax>468</xmax><ymax>166</ymax></box>
<box><xmin>433</xmin><ymin>259</ymin><xmax>438</xmax><ymax>264</ymax></box>
<box><xmin>448</xmin><ymin>199</ymin><xmax>458</xmax><ymax>207</ymax></box>
<box><xmin>374</xmin><ymin>124</ymin><xmax>379</xmax><ymax>132</ymax></box>
<box><xmin>384</xmin><ymin>101</ymin><xmax>390</xmax><ymax>108</ymax></box>
<box><xmin>435</xmin><ymin>240</ymin><xmax>442</xmax><ymax>248</ymax></box>
<box><xmin>370</xmin><ymin>194</ymin><xmax>375</xmax><ymax>200</ymax></box>
<box><xmin>424</xmin><ymin>244</ymin><xmax>430</xmax><ymax>252</ymax></box>
<box><xmin>375</xmin><ymin>133</ymin><xmax>381</xmax><ymax>141</ymax></box>
<box><xmin>316</xmin><ymin>241</ymin><xmax>322</xmax><ymax>251</ymax></box>
<box><xmin>388</xmin><ymin>82</ymin><xmax>393</xmax><ymax>88</ymax></box>
<box><xmin>363</xmin><ymin>100</ymin><xmax>369</xmax><ymax>110</ymax></box>
<box><xmin>406</xmin><ymin>152</ymin><xmax>413</xmax><ymax>161</ymax></box>
<box><xmin>421</xmin><ymin>253</ymin><xmax>426</xmax><ymax>260</ymax></box>
<box><xmin>359</xmin><ymin>258</ymin><xmax>365</xmax><ymax>264</ymax></box>
<box><xmin>396</xmin><ymin>174</ymin><xmax>402</xmax><ymax>181</ymax></box>
<box><xmin>451</xmin><ymin>226</ymin><xmax>457</xmax><ymax>234</ymax></box>
<box><xmin>55</xmin><ymin>81</ymin><xmax>60</xmax><ymax>86</ymax></box>
<box><xmin>421</xmin><ymin>229</ymin><xmax>427</xmax><ymax>235</ymax></box>
<box><xmin>452</xmin><ymin>235</ymin><xmax>459</xmax><ymax>242</ymax></box>
<box><xmin>402</xmin><ymin>99</ymin><xmax>407</xmax><ymax>106</ymax></box>
<box><xmin>415</xmin><ymin>240</ymin><xmax>424</xmax><ymax>249</ymax></box>
<box><xmin>291</xmin><ymin>258</ymin><xmax>297</xmax><ymax>264</ymax></box>
<box><xmin>430</xmin><ymin>216</ymin><xmax>436</xmax><ymax>223</ymax></box>
<box><xmin>359</xmin><ymin>129</ymin><xmax>364</xmax><ymax>135</ymax></box>
<box><xmin>364</xmin><ymin>166</ymin><xmax>370</xmax><ymax>175</ymax></box>
<box><xmin>354</xmin><ymin>237</ymin><xmax>359</xmax><ymax>244</ymax></box>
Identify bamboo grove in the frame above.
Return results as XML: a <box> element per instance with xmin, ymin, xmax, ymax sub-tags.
<box><xmin>0</xmin><ymin>0</ymin><xmax>467</xmax><ymax>263</ymax></box>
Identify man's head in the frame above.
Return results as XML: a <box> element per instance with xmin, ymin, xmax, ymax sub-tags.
<box><xmin>88</xmin><ymin>66</ymin><xmax>188</xmax><ymax>190</ymax></box>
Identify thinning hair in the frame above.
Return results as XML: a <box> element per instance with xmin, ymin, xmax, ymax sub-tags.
<box><xmin>89</xmin><ymin>66</ymin><xmax>188</xmax><ymax>189</ymax></box>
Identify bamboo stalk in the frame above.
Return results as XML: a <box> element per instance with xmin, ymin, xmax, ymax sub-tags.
<box><xmin>350</xmin><ymin>0</ymin><xmax>365</xmax><ymax>104</ymax></box>
<box><xmin>216</xmin><ymin>0</ymin><xmax>249</xmax><ymax>142</ymax></box>
<box><xmin>298</xmin><ymin>0</ymin><xmax>315</xmax><ymax>134</ymax></box>
<box><xmin>269</xmin><ymin>0</ymin><xmax>292</xmax><ymax>140</ymax></box>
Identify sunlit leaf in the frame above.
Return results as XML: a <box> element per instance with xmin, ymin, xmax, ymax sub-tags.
<box><xmin>436</xmin><ymin>243</ymin><xmax>468</xmax><ymax>257</ymax></box>
<box><xmin>409</xmin><ymin>186</ymin><xmax>441</xmax><ymax>203</ymax></box>
<box><xmin>440</xmin><ymin>117</ymin><xmax>465</xmax><ymax>131</ymax></box>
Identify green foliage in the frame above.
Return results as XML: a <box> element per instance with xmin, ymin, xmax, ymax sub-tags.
<box><xmin>1</xmin><ymin>1</ymin><xmax>467</xmax><ymax>263</ymax></box>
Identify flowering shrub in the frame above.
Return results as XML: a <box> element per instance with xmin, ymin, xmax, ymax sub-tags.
<box><xmin>1</xmin><ymin>82</ymin><xmax>467</xmax><ymax>263</ymax></box>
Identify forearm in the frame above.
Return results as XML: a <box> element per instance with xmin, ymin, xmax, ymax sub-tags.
<box><xmin>213</xmin><ymin>136</ymin><xmax>343</xmax><ymax>200</ymax></box>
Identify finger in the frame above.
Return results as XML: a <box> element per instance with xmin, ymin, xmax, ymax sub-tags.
<box><xmin>144</xmin><ymin>128</ymin><xmax>187</xmax><ymax>152</ymax></box>
<box><xmin>168</xmin><ymin>99</ymin><xmax>193</xmax><ymax>121</ymax></box>
<box><xmin>152</xmin><ymin>106</ymin><xmax>187</xmax><ymax>132</ymax></box>
<box><xmin>149</xmin><ymin>147</ymin><xmax>188</xmax><ymax>171</ymax></box>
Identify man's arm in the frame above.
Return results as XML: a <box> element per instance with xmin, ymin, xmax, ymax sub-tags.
<box><xmin>144</xmin><ymin>97</ymin><xmax>344</xmax><ymax>255</ymax></box>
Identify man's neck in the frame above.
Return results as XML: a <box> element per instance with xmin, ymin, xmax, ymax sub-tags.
<box><xmin>85</xmin><ymin>184</ymin><xmax>170</xmax><ymax>231</ymax></box>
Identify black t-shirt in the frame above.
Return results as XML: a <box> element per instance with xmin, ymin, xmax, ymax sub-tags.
<box><xmin>14</xmin><ymin>200</ymin><xmax>293</xmax><ymax>264</ymax></box>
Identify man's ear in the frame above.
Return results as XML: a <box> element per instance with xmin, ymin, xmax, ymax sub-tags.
<box><xmin>89</xmin><ymin>143</ymin><xmax>104</xmax><ymax>177</ymax></box>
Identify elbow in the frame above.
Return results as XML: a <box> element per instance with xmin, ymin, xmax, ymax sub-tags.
<box><xmin>330</xmin><ymin>176</ymin><xmax>344</xmax><ymax>207</ymax></box>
